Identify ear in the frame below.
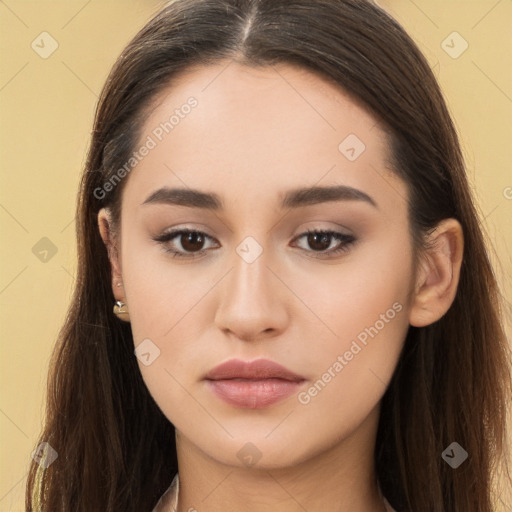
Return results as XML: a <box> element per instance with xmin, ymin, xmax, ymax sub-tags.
<box><xmin>409</xmin><ymin>218</ymin><xmax>464</xmax><ymax>327</ymax></box>
<box><xmin>97</xmin><ymin>208</ymin><xmax>124</xmax><ymax>302</ymax></box>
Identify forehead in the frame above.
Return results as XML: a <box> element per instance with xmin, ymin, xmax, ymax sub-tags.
<box><xmin>122</xmin><ymin>60</ymin><xmax>404</xmax><ymax>214</ymax></box>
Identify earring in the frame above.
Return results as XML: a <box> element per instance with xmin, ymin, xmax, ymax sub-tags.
<box><xmin>113</xmin><ymin>300</ymin><xmax>130</xmax><ymax>321</ymax></box>
<box><xmin>116</xmin><ymin>282</ymin><xmax>123</xmax><ymax>287</ymax></box>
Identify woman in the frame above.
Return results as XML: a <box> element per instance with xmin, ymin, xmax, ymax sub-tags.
<box><xmin>26</xmin><ymin>0</ymin><xmax>511</xmax><ymax>511</ymax></box>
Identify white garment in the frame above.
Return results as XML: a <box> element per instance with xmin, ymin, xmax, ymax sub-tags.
<box><xmin>151</xmin><ymin>473</ymin><xmax>179</xmax><ymax>512</ymax></box>
<box><xmin>152</xmin><ymin>473</ymin><xmax>397</xmax><ymax>512</ymax></box>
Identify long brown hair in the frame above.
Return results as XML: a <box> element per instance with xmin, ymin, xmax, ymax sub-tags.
<box><xmin>26</xmin><ymin>1</ymin><xmax>511</xmax><ymax>510</ymax></box>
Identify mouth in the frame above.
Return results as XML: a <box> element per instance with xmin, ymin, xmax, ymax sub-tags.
<box><xmin>204</xmin><ymin>358</ymin><xmax>306</xmax><ymax>409</ymax></box>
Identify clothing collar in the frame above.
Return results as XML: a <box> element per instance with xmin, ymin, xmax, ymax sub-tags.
<box><xmin>153</xmin><ymin>473</ymin><xmax>396</xmax><ymax>512</ymax></box>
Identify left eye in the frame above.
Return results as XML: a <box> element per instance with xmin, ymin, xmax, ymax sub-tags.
<box><xmin>292</xmin><ymin>230</ymin><xmax>355</xmax><ymax>257</ymax></box>
<box><xmin>153</xmin><ymin>229</ymin><xmax>355</xmax><ymax>259</ymax></box>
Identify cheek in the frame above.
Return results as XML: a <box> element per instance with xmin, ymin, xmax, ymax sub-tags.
<box><xmin>286</xmin><ymin>248</ymin><xmax>411</xmax><ymax>449</ymax></box>
<box><xmin>123</xmin><ymin>250</ymin><xmax>215</xmax><ymax>427</ymax></box>
<box><xmin>117</xmin><ymin>230</ymin><xmax>211</xmax><ymax>400</ymax></box>
<box><xmin>120</xmin><ymin>228</ymin><xmax>208</xmax><ymax>338</ymax></box>
<box><xmin>287</xmin><ymin>231</ymin><xmax>413</xmax><ymax>397</ymax></box>
<box><xmin>287</xmin><ymin>229</ymin><xmax>413</xmax><ymax>345</ymax></box>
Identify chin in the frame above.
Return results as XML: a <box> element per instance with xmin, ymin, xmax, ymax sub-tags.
<box><xmin>194</xmin><ymin>431</ymin><xmax>316</xmax><ymax>471</ymax></box>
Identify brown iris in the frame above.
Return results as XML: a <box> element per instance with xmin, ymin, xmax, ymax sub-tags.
<box><xmin>307</xmin><ymin>232</ymin><xmax>332</xmax><ymax>251</ymax></box>
<box><xmin>180</xmin><ymin>232</ymin><xmax>206</xmax><ymax>252</ymax></box>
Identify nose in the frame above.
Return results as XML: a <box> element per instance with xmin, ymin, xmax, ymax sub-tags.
<box><xmin>214</xmin><ymin>246</ymin><xmax>290</xmax><ymax>342</ymax></box>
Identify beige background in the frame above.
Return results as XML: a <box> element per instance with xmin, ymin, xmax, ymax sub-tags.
<box><xmin>0</xmin><ymin>1</ymin><xmax>510</xmax><ymax>510</ymax></box>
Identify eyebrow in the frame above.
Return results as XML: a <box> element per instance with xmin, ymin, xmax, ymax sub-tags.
<box><xmin>142</xmin><ymin>185</ymin><xmax>377</xmax><ymax>210</ymax></box>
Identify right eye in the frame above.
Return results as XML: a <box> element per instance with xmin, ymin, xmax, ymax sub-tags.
<box><xmin>153</xmin><ymin>229</ymin><xmax>219</xmax><ymax>259</ymax></box>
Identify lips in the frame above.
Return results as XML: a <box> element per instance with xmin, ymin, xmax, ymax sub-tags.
<box><xmin>204</xmin><ymin>358</ymin><xmax>306</xmax><ymax>409</ymax></box>
<box><xmin>205</xmin><ymin>358</ymin><xmax>305</xmax><ymax>381</ymax></box>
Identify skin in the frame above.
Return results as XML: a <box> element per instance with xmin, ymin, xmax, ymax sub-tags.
<box><xmin>98</xmin><ymin>60</ymin><xmax>463</xmax><ymax>512</ymax></box>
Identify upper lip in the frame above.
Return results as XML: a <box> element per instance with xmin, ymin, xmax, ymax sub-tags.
<box><xmin>204</xmin><ymin>358</ymin><xmax>305</xmax><ymax>382</ymax></box>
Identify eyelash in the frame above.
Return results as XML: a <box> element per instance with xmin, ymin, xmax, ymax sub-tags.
<box><xmin>153</xmin><ymin>228</ymin><xmax>356</xmax><ymax>260</ymax></box>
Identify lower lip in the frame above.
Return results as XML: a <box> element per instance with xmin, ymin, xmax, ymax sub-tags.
<box><xmin>206</xmin><ymin>378</ymin><xmax>304</xmax><ymax>409</ymax></box>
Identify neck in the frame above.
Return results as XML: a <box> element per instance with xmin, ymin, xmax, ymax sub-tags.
<box><xmin>174</xmin><ymin>406</ymin><xmax>386</xmax><ymax>512</ymax></box>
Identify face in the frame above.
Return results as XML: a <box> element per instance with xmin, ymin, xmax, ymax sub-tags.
<box><xmin>104</xmin><ymin>60</ymin><xmax>416</xmax><ymax>469</ymax></box>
